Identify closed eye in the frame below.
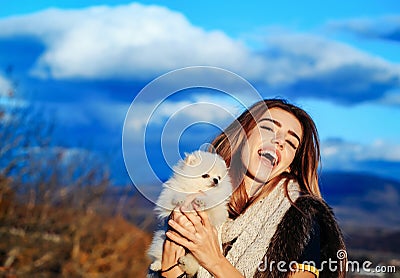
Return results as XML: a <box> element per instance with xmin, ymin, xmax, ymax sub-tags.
<box><xmin>260</xmin><ymin>126</ymin><xmax>273</xmax><ymax>132</ymax></box>
<box><xmin>286</xmin><ymin>140</ymin><xmax>297</xmax><ymax>150</ymax></box>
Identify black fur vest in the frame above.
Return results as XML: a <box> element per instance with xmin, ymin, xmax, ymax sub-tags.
<box><xmin>254</xmin><ymin>195</ymin><xmax>346</xmax><ymax>278</ymax></box>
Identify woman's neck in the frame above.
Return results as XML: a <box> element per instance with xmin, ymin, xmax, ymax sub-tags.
<box><xmin>244</xmin><ymin>174</ymin><xmax>265</xmax><ymax>198</ymax></box>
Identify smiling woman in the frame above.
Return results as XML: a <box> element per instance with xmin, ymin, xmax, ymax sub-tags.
<box><xmin>241</xmin><ymin>108</ymin><xmax>303</xmax><ymax>196</ymax></box>
<box><xmin>153</xmin><ymin>98</ymin><xmax>346</xmax><ymax>278</ymax></box>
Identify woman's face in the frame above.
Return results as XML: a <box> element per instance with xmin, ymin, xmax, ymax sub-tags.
<box><xmin>241</xmin><ymin>107</ymin><xmax>303</xmax><ymax>187</ymax></box>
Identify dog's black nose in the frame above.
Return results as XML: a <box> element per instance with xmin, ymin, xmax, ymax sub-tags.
<box><xmin>213</xmin><ymin>178</ymin><xmax>219</xmax><ymax>185</ymax></box>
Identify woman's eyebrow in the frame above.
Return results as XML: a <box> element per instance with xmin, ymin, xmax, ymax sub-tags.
<box><xmin>259</xmin><ymin>118</ymin><xmax>301</xmax><ymax>144</ymax></box>
<box><xmin>259</xmin><ymin>118</ymin><xmax>281</xmax><ymax>127</ymax></box>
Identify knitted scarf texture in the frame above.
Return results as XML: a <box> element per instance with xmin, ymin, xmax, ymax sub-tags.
<box><xmin>197</xmin><ymin>179</ymin><xmax>300</xmax><ymax>278</ymax></box>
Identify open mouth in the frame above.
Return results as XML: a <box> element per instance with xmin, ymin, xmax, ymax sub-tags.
<box><xmin>258</xmin><ymin>149</ymin><xmax>278</xmax><ymax>166</ymax></box>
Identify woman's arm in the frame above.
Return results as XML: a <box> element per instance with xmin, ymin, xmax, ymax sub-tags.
<box><xmin>160</xmin><ymin>238</ymin><xmax>185</xmax><ymax>278</ymax></box>
<box><xmin>160</xmin><ymin>207</ymin><xmax>198</xmax><ymax>278</ymax></box>
<box><xmin>166</xmin><ymin>205</ymin><xmax>244</xmax><ymax>278</ymax></box>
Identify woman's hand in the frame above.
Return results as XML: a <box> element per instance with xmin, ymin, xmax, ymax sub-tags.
<box><xmin>166</xmin><ymin>204</ymin><xmax>226</xmax><ymax>274</ymax></box>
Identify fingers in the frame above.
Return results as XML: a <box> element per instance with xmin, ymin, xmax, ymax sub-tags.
<box><xmin>166</xmin><ymin>229</ymin><xmax>191</xmax><ymax>248</ymax></box>
<box><xmin>166</xmin><ymin>220</ymin><xmax>197</xmax><ymax>247</ymax></box>
<box><xmin>180</xmin><ymin>206</ymin><xmax>204</xmax><ymax>232</ymax></box>
<box><xmin>193</xmin><ymin>202</ymin><xmax>212</xmax><ymax>229</ymax></box>
<box><xmin>167</xmin><ymin>201</ymin><xmax>210</xmax><ymax>247</ymax></box>
<box><xmin>172</xmin><ymin>210</ymin><xmax>197</xmax><ymax>234</ymax></box>
<box><xmin>169</xmin><ymin>219</ymin><xmax>197</xmax><ymax>241</ymax></box>
<box><xmin>174</xmin><ymin>200</ymin><xmax>211</xmax><ymax>232</ymax></box>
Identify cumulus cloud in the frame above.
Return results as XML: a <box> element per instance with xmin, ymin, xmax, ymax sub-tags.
<box><xmin>321</xmin><ymin>138</ymin><xmax>400</xmax><ymax>179</ymax></box>
<box><xmin>327</xmin><ymin>15</ymin><xmax>400</xmax><ymax>43</ymax></box>
<box><xmin>379</xmin><ymin>89</ymin><xmax>400</xmax><ymax>106</ymax></box>
<box><xmin>0</xmin><ymin>3</ymin><xmax>263</xmax><ymax>80</ymax></box>
<box><xmin>256</xmin><ymin>32</ymin><xmax>400</xmax><ymax>104</ymax></box>
<box><xmin>261</xmin><ymin>33</ymin><xmax>398</xmax><ymax>83</ymax></box>
<box><xmin>322</xmin><ymin>138</ymin><xmax>400</xmax><ymax>162</ymax></box>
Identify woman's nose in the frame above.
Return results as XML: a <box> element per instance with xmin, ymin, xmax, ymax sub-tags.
<box><xmin>272</xmin><ymin>135</ymin><xmax>284</xmax><ymax>149</ymax></box>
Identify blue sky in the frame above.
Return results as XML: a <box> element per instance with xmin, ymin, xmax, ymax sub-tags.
<box><xmin>1</xmin><ymin>1</ymin><xmax>400</xmax><ymax>192</ymax></box>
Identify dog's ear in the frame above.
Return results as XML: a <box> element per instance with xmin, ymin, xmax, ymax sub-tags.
<box><xmin>184</xmin><ymin>153</ymin><xmax>197</xmax><ymax>165</ymax></box>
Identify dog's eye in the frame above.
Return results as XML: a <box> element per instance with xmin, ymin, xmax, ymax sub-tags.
<box><xmin>202</xmin><ymin>174</ymin><xmax>210</xmax><ymax>178</ymax></box>
<box><xmin>218</xmin><ymin>176</ymin><xmax>221</xmax><ymax>180</ymax></box>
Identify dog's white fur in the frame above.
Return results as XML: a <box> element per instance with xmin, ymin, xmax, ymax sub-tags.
<box><xmin>147</xmin><ymin>151</ymin><xmax>232</xmax><ymax>277</ymax></box>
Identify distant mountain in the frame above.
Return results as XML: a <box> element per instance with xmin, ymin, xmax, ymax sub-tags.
<box><xmin>112</xmin><ymin>171</ymin><xmax>400</xmax><ymax>232</ymax></box>
<box><xmin>319</xmin><ymin>171</ymin><xmax>400</xmax><ymax>229</ymax></box>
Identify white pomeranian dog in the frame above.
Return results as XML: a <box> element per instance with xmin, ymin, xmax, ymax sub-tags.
<box><xmin>147</xmin><ymin>150</ymin><xmax>233</xmax><ymax>277</ymax></box>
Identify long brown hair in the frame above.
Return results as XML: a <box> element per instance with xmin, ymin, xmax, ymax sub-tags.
<box><xmin>210</xmin><ymin>99</ymin><xmax>321</xmax><ymax>218</ymax></box>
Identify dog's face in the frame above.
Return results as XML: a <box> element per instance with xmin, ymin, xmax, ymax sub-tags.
<box><xmin>178</xmin><ymin>151</ymin><xmax>228</xmax><ymax>191</ymax></box>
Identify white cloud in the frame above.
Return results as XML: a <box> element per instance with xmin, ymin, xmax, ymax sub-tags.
<box><xmin>321</xmin><ymin>138</ymin><xmax>400</xmax><ymax>168</ymax></box>
<box><xmin>320</xmin><ymin>138</ymin><xmax>400</xmax><ymax>182</ymax></box>
<box><xmin>0</xmin><ymin>74</ymin><xmax>12</xmax><ymax>96</ymax></box>
<box><xmin>0</xmin><ymin>3</ymin><xmax>264</xmax><ymax>80</ymax></box>
<box><xmin>378</xmin><ymin>89</ymin><xmax>400</xmax><ymax>106</ymax></box>
<box><xmin>258</xmin><ymin>32</ymin><xmax>400</xmax><ymax>86</ymax></box>
<box><xmin>321</xmin><ymin>140</ymin><xmax>400</xmax><ymax>180</ymax></box>
<box><xmin>326</xmin><ymin>15</ymin><xmax>400</xmax><ymax>41</ymax></box>
<box><xmin>357</xmin><ymin>140</ymin><xmax>400</xmax><ymax>162</ymax></box>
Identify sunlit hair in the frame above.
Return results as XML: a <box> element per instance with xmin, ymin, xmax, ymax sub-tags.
<box><xmin>210</xmin><ymin>99</ymin><xmax>321</xmax><ymax>218</ymax></box>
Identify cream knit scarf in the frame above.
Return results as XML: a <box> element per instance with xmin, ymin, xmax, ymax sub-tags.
<box><xmin>197</xmin><ymin>179</ymin><xmax>300</xmax><ymax>278</ymax></box>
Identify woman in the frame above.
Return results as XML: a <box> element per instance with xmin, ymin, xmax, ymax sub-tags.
<box><xmin>158</xmin><ymin>99</ymin><xmax>345</xmax><ymax>278</ymax></box>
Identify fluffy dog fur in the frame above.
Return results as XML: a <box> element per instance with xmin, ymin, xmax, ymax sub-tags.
<box><xmin>147</xmin><ymin>151</ymin><xmax>232</xmax><ymax>277</ymax></box>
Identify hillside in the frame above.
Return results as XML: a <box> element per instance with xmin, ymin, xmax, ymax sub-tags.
<box><xmin>0</xmin><ymin>199</ymin><xmax>151</xmax><ymax>277</ymax></box>
<box><xmin>320</xmin><ymin>171</ymin><xmax>400</xmax><ymax>229</ymax></box>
